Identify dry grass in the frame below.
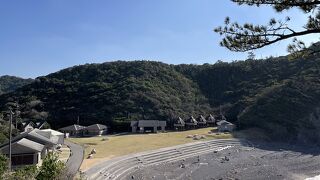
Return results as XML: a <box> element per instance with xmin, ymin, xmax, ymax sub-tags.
<box><xmin>69</xmin><ymin>127</ymin><xmax>233</xmax><ymax>170</ymax></box>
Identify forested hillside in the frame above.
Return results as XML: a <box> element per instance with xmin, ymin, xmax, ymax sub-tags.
<box><xmin>0</xmin><ymin>75</ymin><xmax>33</xmax><ymax>95</ymax></box>
<box><xmin>176</xmin><ymin>55</ymin><xmax>320</xmax><ymax>143</ymax></box>
<box><xmin>0</xmin><ymin>61</ymin><xmax>211</xmax><ymax>132</ymax></box>
<box><xmin>0</xmin><ymin>54</ymin><xmax>320</xmax><ymax>143</ymax></box>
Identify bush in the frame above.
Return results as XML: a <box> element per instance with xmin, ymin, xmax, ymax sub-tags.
<box><xmin>12</xmin><ymin>165</ymin><xmax>38</xmax><ymax>180</ymax></box>
<box><xmin>36</xmin><ymin>152</ymin><xmax>66</xmax><ymax>180</ymax></box>
<box><xmin>0</xmin><ymin>154</ymin><xmax>7</xmax><ymax>178</ymax></box>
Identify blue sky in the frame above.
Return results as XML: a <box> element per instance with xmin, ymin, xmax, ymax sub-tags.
<box><xmin>0</xmin><ymin>0</ymin><xmax>316</xmax><ymax>78</ymax></box>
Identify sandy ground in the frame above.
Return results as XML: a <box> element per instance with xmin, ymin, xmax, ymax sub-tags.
<box><xmin>126</xmin><ymin>142</ymin><xmax>320</xmax><ymax>180</ymax></box>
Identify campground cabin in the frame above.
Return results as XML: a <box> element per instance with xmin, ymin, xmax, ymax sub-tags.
<box><xmin>59</xmin><ymin>124</ymin><xmax>86</xmax><ymax>137</ymax></box>
<box><xmin>84</xmin><ymin>124</ymin><xmax>107</xmax><ymax>136</ymax></box>
<box><xmin>197</xmin><ymin>115</ymin><xmax>207</xmax><ymax>128</ymax></box>
<box><xmin>0</xmin><ymin>138</ymin><xmax>44</xmax><ymax>168</ymax></box>
<box><xmin>217</xmin><ymin>120</ymin><xmax>235</xmax><ymax>132</ymax></box>
<box><xmin>185</xmin><ymin>116</ymin><xmax>198</xmax><ymax>129</ymax></box>
<box><xmin>19</xmin><ymin>121</ymin><xmax>35</xmax><ymax>132</ymax></box>
<box><xmin>206</xmin><ymin>114</ymin><xmax>216</xmax><ymax>126</ymax></box>
<box><xmin>174</xmin><ymin>117</ymin><xmax>185</xmax><ymax>131</ymax></box>
<box><xmin>18</xmin><ymin>120</ymin><xmax>50</xmax><ymax>132</ymax></box>
<box><xmin>131</xmin><ymin>120</ymin><xmax>166</xmax><ymax>133</ymax></box>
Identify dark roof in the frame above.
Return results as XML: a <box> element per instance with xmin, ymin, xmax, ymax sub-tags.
<box><xmin>85</xmin><ymin>124</ymin><xmax>107</xmax><ymax>131</ymax></box>
<box><xmin>206</xmin><ymin>114</ymin><xmax>216</xmax><ymax>123</ymax></box>
<box><xmin>174</xmin><ymin>117</ymin><xmax>185</xmax><ymax>126</ymax></box>
<box><xmin>185</xmin><ymin>116</ymin><xmax>198</xmax><ymax>125</ymax></box>
<box><xmin>197</xmin><ymin>115</ymin><xmax>207</xmax><ymax>124</ymax></box>
<box><xmin>59</xmin><ymin>124</ymin><xmax>86</xmax><ymax>131</ymax></box>
<box><xmin>131</xmin><ymin>120</ymin><xmax>167</xmax><ymax>127</ymax></box>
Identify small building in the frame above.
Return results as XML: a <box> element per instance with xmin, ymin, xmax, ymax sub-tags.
<box><xmin>0</xmin><ymin>129</ymin><xmax>59</xmax><ymax>168</ymax></box>
<box><xmin>131</xmin><ymin>120</ymin><xmax>166</xmax><ymax>133</ymax></box>
<box><xmin>0</xmin><ymin>138</ymin><xmax>44</xmax><ymax>168</ymax></box>
<box><xmin>206</xmin><ymin>114</ymin><xmax>216</xmax><ymax>126</ymax></box>
<box><xmin>59</xmin><ymin>124</ymin><xmax>86</xmax><ymax>137</ymax></box>
<box><xmin>185</xmin><ymin>116</ymin><xmax>198</xmax><ymax>129</ymax></box>
<box><xmin>174</xmin><ymin>117</ymin><xmax>185</xmax><ymax>131</ymax></box>
<box><xmin>19</xmin><ymin>121</ymin><xmax>35</xmax><ymax>132</ymax></box>
<box><xmin>217</xmin><ymin>120</ymin><xmax>235</xmax><ymax>132</ymax></box>
<box><xmin>35</xmin><ymin>121</ymin><xmax>51</xmax><ymax>130</ymax></box>
<box><xmin>18</xmin><ymin>120</ymin><xmax>51</xmax><ymax>132</ymax></box>
<box><xmin>197</xmin><ymin>115</ymin><xmax>207</xmax><ymax>127</ymax></box>
<box><xmin>17</xmin><ymin>129</ymin><xmax>58</xmax><ymax>158</ymax></box>
<box><xmin>41</xmin><ymin>129</ymin><xmax>65</xmax><ymax>144</ymax></box>
<box><xmin>84</xmin><ymin>124</ymin><xmax>107</xmax><ymax>136</ymax></box>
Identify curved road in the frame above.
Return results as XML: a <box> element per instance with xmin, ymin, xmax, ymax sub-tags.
<box><xmin>85</xmin><ymin>138</ymin><xmax>249</xmax><ymax>180</ymax></box>
<box><xmin>65</xmin><ymin>140</ymin><xmax>84</xmax><ymax>177</ymax></box>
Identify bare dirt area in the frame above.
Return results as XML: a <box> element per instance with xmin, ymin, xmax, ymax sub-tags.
<box><xmin>126</xmin><ymin>142</ymin><xmax>320</xmax><ymax>180</ymax></box>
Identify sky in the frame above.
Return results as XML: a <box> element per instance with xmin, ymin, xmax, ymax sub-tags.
<box><xmin>0</xmin><ymin>0</ymin><xmax>317</xmax><ymax>78</ymax></box>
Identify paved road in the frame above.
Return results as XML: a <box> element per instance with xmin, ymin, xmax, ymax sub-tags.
<box><xmin>85</xmin><ymin>138</ymin><xmax>248</xmax><ymax>180</ymax></box>
<box><xmin>65</xmin><ymin>140</ymin><xmax>84</xmax><ymax>177</ymax></box>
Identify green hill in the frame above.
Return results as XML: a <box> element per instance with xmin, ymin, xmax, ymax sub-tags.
<box><xmin>0</xmin><ymin>75</ymin><xmax>33</xmax><ymax>95</ymax></box>
<box><xmin>0</xmin><ymin>55</ymin><xmax>319</xmax><ymax>143</ymax></box>
<box><xmin>176</xmin><ymin>56</ymin><xmax>320</xmax><ymax>143</ymax></box>
<box><xmin>0</xmin><ymin>61</ymin><xmax>211</xmax><ymax>131</ymax></box>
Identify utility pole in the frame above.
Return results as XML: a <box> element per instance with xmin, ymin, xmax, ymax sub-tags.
<box><xmin>8</xmin><ymin>108</ymin><xmax>13</xmax><ymax>172</ymax></box>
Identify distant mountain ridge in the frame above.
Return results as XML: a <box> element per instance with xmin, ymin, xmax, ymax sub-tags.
<box><xmin>0</xmin><ymin>54</ymin><xmax>320</xmax><ymax>143</ymax></box>
<box><xmin>0</xmin><ymin>75</ymin><xmax>34</xmax><ymax>95</ymax></box>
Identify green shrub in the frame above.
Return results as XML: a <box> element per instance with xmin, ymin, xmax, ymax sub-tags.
<box><xmin>0</xmin><ymin>154</ymin><xmax>8</xmax><ymax>178</ymax></box>
<box><xmin>36</xmin><ymin>152</ymin><xmax>65</xmax><ymax>180</ymax></box>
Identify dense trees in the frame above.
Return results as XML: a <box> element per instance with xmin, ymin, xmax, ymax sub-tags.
<box><xmin>0</xmin><ymin>61</ymin><xmax>211</xmax><ymax>132</ymax></box>
<box><xmin>215</xmin><ymin>0</ymin><xmax>320</xmax><ymax>53</ymax></box>
<box><xmin>0</xmin><ymin>53</ymin><xmax>319</xmax><ymax>142</ymax></box>
<box><xmin>0</xmin><ymin>76</ymin><xmax>33</xmax><ymax>95</ymax></box>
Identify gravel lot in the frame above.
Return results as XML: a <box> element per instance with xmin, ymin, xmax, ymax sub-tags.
<box><xmin>126</xmin><ymin>142</ymin><xmax>320</xmax><ymax>180</ymax></box>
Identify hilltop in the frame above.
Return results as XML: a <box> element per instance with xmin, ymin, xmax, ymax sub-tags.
<box><xmin>0</xmin><ymin>54</ymin><xmax>319</xmax><ymax>143</ymax></box>
<box><xmin>0</xmin><ymin>75</ymin><xmax>33</xmax><ymax>95</ymax></box>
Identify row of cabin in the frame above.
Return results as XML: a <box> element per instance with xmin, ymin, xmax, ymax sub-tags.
<box><xmin>18</xmin><ymin>120</ymin><xmax>51</xmax><ymax>132</ymax></box>
<box><xmin>0</xmin><ymin>128</ymin><xmax>64</xmax><ymax>169</ymax></box>
<box><xmin>174</xmin><ymin>114</ymin><xmax>235</xmax><ymax>132</ymax></box>
<box><xmin>59</xmin><ymin>124</ymin><xmax>108</xmax><ymax>137</ymax></box>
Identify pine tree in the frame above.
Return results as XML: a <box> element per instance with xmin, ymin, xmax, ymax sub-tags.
<box><xmin>215</xmin><ymin>0</ymin><xmax>320</xmax><ymax>53</ymax></box>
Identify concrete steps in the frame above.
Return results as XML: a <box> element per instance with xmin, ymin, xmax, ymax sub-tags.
<box><xmin>86</xmin><ymin>138</ymin><xmax>247</xmax><ymax>180</ymax></box>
